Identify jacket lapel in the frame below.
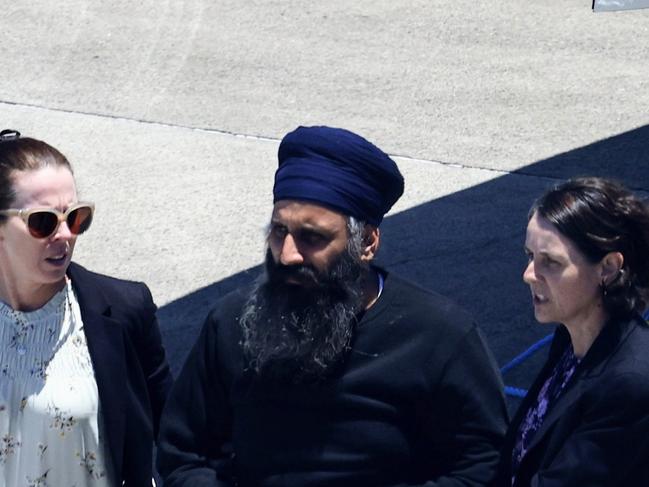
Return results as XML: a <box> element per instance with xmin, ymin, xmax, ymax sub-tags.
<box><xmin>506</xmin><ymin>327</ymin><xmax>569</xmax><ymax>449</ymax></box>
<box><xmin>521</xmin><ymin>318</ymin><xmax>635</xmax><ymax>455</ymax></box>
<box><xmin>522</xmin><ymin>376</ymin><xmax>584</xmax><ymax>453</ymax></box>
<box><xmin>67</xmin><ymin>263</ymin><xmax>127</xmax><ymax>480</ymax></box>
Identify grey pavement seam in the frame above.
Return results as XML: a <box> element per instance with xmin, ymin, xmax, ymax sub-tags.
<box><xmin>1</xmin><ymin>99</ymin><xmax>643</xmax><ymax>193</ymax></box>
<box><xmin>0</xmin><ymin>99</ymin><xmax>276</xmax><ymax>142</ymax></box>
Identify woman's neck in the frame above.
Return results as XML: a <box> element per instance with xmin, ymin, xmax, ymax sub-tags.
<box><xmin>564</xmin><ymin>307</ymin><xmax>608</xmax><ymax>358</ymax></box>
<box><xmin>0</xmin><ymin>277</ymin><xmax>66</xmax><ymax>312</ymax></box>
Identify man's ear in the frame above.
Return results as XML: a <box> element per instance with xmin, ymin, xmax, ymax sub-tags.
<box><xmin>360</xmin><ymin>225</ymin><xmax>380</xmax><ymax>262</ymax></box>
<box><xmin>600</xmin><ymin>251</ymin><xmax>624</xmax><ymax>285</ymax></box>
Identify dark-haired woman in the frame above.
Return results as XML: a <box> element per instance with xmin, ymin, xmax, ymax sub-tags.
<box><xmin>494</xmin><ymin>177</ymin><xmax>649</xmax><ymax>486</ymax></box>
<box><xmin>0</xmin><ymin>130</ymin><xmax>172</xmax><ymax>486</ymax></box>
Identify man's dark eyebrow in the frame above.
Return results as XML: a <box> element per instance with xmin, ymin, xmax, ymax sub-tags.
<box><xmin>297</xmin><ymin>227</ymin><xmax>329</xmax><ymax>239</ymax></box>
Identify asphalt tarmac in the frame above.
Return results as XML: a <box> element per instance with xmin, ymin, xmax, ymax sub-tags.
<box><xmin>1</xmin><ymin>1</ymin><xmax>648</xmax><ymax>406</ymax></box>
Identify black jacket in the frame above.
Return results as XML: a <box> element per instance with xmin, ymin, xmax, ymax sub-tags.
<box><xmin>158</xmin><ymin>270</ymin><xmax>507</xmax><ymax>486</ymax></box>
<box><xmin>494</xmin><ymin>316</ymin><xmax>649</xmax><ymax>487</ymax></box>
<box><xmin>68</xmin><ymin>262</ymin><xmax>173</xmax><ymax>486</ymax></box>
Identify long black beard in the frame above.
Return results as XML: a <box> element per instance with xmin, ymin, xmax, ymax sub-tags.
<box><xmin>239</xmin><ymin>248</ymin><xmax>366</xmax><ymax>385</ymax></box>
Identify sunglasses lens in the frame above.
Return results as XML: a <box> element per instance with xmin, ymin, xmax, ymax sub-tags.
<box><xmin>67</xmin><ymin>206</ymin><xmax>93</xmax><ymax>235</ymax></box>
<box><xmin>27</xmin><ymin>211</ymin><xmax>59</xmax><ymax>238</ymax></box>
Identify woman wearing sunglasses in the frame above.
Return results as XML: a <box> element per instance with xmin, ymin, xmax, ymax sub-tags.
<box><xmin>0</xmin><ymin>130</ymin><xmax>172</xmax><ymax>486</ymax></box>
<box><xmin>494</xmin><ymin>177</ymin><xmax>649</xmax><ymax>486</ymax></box>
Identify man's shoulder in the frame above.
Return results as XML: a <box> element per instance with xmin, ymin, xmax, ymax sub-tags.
<box><xmin>382</xmin><ymin>271</ymin><xmax>474</xmax><ymax>325</ymax></box>
<box><xmin>206</xmin><ymin>286</ymin><xmax>252</xmax><ymax>323</ymax></box>
<box><xmin>370</xmin><ymin>271</ymin><xmax>493</xmax><ymax>373</ymax></box>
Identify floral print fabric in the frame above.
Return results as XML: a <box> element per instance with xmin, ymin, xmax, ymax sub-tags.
<box><xmin>0</xmin><ymin>280</ymin><xmax>112</xmax><ymax>486</ymax></box>
<box><xmin>510</xmin><ymin>346</ymin><xmax>580</xmax><ymax>485</ymax></box>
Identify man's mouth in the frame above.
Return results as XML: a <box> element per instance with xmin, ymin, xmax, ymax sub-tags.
<box><xmin>282</xmin><ymin>274</ymin><xmax>319</xmax><ymax>289</ymax></box>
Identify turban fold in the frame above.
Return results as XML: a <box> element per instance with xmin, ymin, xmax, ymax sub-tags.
<box><xmin>273</xmin><ymin>126</ymin><xmax>404</xmax><ymax>226</ymax></box>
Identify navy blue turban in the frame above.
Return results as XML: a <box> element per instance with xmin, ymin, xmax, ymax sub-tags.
<box><xmin>273</xmin><ymin>126</ymin><xmax>404</xmax><ymax>226</ymax></box>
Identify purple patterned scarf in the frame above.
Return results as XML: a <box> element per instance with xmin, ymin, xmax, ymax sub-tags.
<box><xmin>511</xmin><ymin>346</ymin><xmax>580</xmax><ymax>485</ymax></box>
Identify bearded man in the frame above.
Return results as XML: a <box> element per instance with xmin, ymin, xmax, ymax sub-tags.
<box><xmin>157</xmin><ymin>126</ymin><xmax>508</xmax><ymax>487</ymax></box>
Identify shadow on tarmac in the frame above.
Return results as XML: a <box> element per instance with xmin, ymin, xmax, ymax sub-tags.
<box><xmin>158</xmin><ymin>123</ymin><xmax>649</xmax><ymax>411</ymax></box>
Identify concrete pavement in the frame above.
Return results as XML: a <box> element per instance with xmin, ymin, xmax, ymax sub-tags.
<box><xmin>1</xmin><ymin>1</ymin><xmax>648</xmax><ymax>397</ymax></box>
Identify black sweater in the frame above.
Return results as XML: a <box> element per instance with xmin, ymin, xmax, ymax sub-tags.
<box><xmin>158</xmin><ymin>270</ymin><xmax>507</xmax><ymax>486</ymax></box>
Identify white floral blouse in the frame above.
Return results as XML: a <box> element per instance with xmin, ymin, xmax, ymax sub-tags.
<box><xmin>0</xmin><ymin>279</ymin><xmax>113</xmax><ymax>487</ymax></box>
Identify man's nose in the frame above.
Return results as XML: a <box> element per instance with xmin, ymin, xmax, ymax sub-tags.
<box><xmin>279</xmin><ymin>233</ymin><xmax>304</xmax><ymax>266</ymax></box>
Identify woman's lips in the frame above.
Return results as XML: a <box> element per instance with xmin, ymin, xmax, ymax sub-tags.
<box><xmin>532</xmin><ymin>291</ymin><xmax>548</xmax><ymax>305</ymax></box>
<box><xmin>45</xmin><ymin>252</ymin><xmax>68</xmax><ymax>266</ymax></box>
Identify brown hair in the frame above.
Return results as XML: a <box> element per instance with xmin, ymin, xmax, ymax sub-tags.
<box><xmin>531</xmin><ymin>177</ymin><xmax>649</xmax><ymax>321</ymax></box>
<box><xmin>0</xmin><ymin>130</ymin><xmax>73</xmax><ymax>216</ymax></box>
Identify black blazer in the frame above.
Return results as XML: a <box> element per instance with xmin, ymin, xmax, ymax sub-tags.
<box><xmin>494</xmin><ymin>315</ymin><xmax>649</xmax><ymax>486</ymax></box>
<box><xmin>68</xmin><ymin>262</ymin><xmax>173</xmax><ymax>486</ymax></box>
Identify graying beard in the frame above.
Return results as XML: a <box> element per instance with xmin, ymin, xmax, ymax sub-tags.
<box><xmin>239</xmin><ymin>219</ymin><xmax>366</xmax><ymax>383</ymax></box>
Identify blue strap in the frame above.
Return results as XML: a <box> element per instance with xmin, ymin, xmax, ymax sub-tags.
<box><xmin>500</xmin><ymin>334</ymin><xmax>554</xmax><ymax>375</ymax></box>
<box><xmin>504</xmin><ymin>386</ymin><xmax>528</xmax><ymax>398</ymax></box>
<box><xmin>501</xmin><ymin>333</ymin><xmax>554</xmax><ymax>397</ymax></box>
